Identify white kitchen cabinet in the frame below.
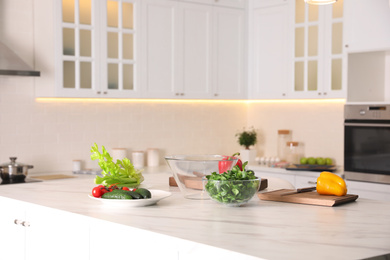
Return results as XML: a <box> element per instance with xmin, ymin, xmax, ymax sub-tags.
<box><xmin>141</xmin><ymin>0</ymin><xmax>180</xmax><ymax>98</ymax></box>
<box><xmin>35</xmin><ymin>0</ymin><xmax>141</xmax><ymax>98</ymax></box>
<box><xmin>250</xmin><ymin>2</ymin><xmax>293</xmax><ymax>99</ymax></box>
<box><xmin>141</xmin><ymin>0</ymin><xmax>246</xmax><ymax>99</ymax></box>
<box><xmin>213</xmin><ymin>6</ymin><xmax>246</xmax><ymax>99</ymax></box>
<box><xmin>0</xmin><ymin>197</ymin><xmax>90</xmax><ymax>260</ymax></box>
<box><xmin>254</xmin><ymin>169</ymin><xmax>296</xmax><ymax>187</ymax></box>
<box><xmin>295</xmin><ymin>175</ymin><xmax>318</xmax><ymax>188</ymax></box>
<box><xmin>177</xmin><ymin>2</ymin><xmax>213</xmax><ymax>99</ymax></box>
<box><xmin>290</xmin><ymin>0</ymin><xmax>346</xmax><ymax>99</ymax></box>
<box><xmin>254</xmin><ymin>166</ymin><xmax>390</xmax><ymax>201</ymax></box>
<box><xmin>90</xmin><ymin>218</ymin><xmax>179</xmax><ymax>260</ymax></box>
<box><xmin>347</xmin><ymin>180</ymin><xmax>390</xmax><ymax>202</ymax></box>
<box><xmin>0</xmin><ymin>197</ymin><xmax>26</xmax><ymax>260</ymax></box>
<box><xmin>181</xmin><ymin>0</ymin><xmax>246</xmax><ymax>9</ymax></box>
<box><xmin>25</xmin><ymin>206</ymin><xmax>90</xmax><ymax>260</ymax></box>
<box><xmin>344</xmin><ymin>0</ymin><xmax>390</xmax><ymax>53</ymax></box>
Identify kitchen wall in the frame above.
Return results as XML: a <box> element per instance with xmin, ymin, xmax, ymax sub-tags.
<box><xmin>0</xmin><ymin>78</ymin><xmax>246</xmax><ymax>172</ymax></box>
<box><xmin>247</xmin><ymin>100</ymin><xmax>345</xmax><ymax>165</ymax></box>
<box><xmin>0</xmin><ymin>0</ymin><xmax>345</xmax><ymax>173</ymax></box>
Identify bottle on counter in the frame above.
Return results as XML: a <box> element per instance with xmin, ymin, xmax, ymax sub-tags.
<box><xmin>147</xmin><ymin>148</ymin><xmax>160</xmax><ymax>167</ymax></box>
<box><xmin>132</xmin><ymin>151</ymin><xmax>145</xmax><ymax>169</ymax></box>
<box><xmin>285</xmin><ymin>141</ymin><xmax>302</xmax><ymax>164</ymax></box>
<box><xmin>277</xmin><ymin>130</ymin><xmax>292</xmax><ymax>162</ymax></box>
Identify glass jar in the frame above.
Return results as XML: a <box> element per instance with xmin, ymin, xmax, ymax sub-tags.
<box><xmin>277</xmin><ymin>130</ymin><xmax>292</xmax><ymax>161</ymax></box>
<box><xmin>286</xmin><ymin>141</ymin><xmax>302</xmax><ymax>164</ymax></box>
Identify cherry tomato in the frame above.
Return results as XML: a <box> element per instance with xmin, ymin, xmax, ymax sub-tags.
<box><xmin>108</xmin><ymin>184</ymin><xmax>119</xmax><ymax>191</ymax></box>
<box><xmin>122</xmin><ymin>187</ymin><xmax>130</xmax><ymax>191</ymax></box>
<box><xmin>92</xmin><ymin>187</ymin><xmax>103</xmax><ymax>198</ymax></box>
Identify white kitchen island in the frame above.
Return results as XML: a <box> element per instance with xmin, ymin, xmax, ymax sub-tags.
<box><xmin>0</xmin><ymin>167</ymin><xmax>389</xmax><ymax>260</ymax></box>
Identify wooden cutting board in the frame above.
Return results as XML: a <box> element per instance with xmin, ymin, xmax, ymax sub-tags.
<box><xmin>257</xmin><ymin>189</ymin><xmax>358</xmax><ymax>207</ymax></box>
<box><xmin>32</xmin><ymin>174</ymin><xmax>76</xmax><ymax>181</ymax></box>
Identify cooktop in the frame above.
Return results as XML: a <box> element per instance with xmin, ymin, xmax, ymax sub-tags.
<box><xmin>1</xmin><ymin>178</ymin><xmax>43</xmax><ymax>185</ymax></box>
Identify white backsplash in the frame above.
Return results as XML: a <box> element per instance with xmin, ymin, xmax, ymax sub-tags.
<box><xmin>0</xmin><ymin>78</ymin><xmax>246</xmax><ymax>172</ymax></box>
<box><xmin>247</xmin><ymin>100</ymin><xmax>345</xmax><ymax>166</ymax></box>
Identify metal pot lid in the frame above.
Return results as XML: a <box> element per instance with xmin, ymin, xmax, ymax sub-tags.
<box><xmin>0</xmin><ymin>157</ymin><xmax>34</xmax><ymax>169</ymax></box>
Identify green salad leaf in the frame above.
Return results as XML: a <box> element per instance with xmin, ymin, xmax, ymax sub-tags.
<box><xmin>91</xmin><ymin>143</ymin><xmax>144</xmax><ymax>188</ymax></box>
<box><xmin>205</xmin><ymin>162</ymin><xmax>259</xmax><ymax>204</ymax></box>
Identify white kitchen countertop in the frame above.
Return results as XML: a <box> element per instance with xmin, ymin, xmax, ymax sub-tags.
<box><xmin>0</xmin><ymin>167</ymin><xmax>389</xmax><ymax>260</ymax></box>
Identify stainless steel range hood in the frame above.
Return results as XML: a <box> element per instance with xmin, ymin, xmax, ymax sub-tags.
<box><xmin>0</xmin><ymin>41</ymin><xmax>40</xmax><ymax>77</ymax></box>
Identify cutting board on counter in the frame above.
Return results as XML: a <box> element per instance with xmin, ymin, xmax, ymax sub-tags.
<box><xmin>258</xmin><ymin>189</ymin><xmax>358</xmax><ymax>207</ymax></box>
<box><xmin>32</xmin><ymin>174</ymin><xmax>76</xmax><ymax>181</ymax></box>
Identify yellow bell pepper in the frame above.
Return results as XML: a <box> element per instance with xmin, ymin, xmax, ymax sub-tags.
<box><xmin>316</xmin><ymin>171</ymin><xmax>347</xmax><ymax>196</ymax></box>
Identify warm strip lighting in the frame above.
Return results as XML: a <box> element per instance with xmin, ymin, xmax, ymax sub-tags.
<box><xmin>247</xmin><ymin>98</ymin><xmax>345</xmax><ymax>104</ymax></box>
<box><xmin>35</xmin><ymin>97</ymin><xmax>246</xmax><ymax>104</ymax></box>
<box><xmin>36</xmin><ymin>97</ymin><xmax>345</xmax><ymax>104</ymax></box>
<box><xmin>304</xmin><ymin>0</ymin><xmax>337</xmax><ymax>5</ymax></box>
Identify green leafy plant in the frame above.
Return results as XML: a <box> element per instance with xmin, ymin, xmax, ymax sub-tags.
<box><xmin>236</xmin><ymin>127</ymin><xmax>257</xmax><ymax>149</ymax></box>
<box><xmin>90</xmin><ymin>143</ymin><xmax>144</xmax><ymax>188</ymax></box>
<box><xmin>205</xmin><ymin>163</ymin><xmax>259</xmax><ymax>205</ymax></box>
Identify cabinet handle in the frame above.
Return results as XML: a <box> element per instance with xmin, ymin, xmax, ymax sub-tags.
<box><xmin>175</xmin><ymin>93</ymin><xmax>180</xmax><ymax>96</ymax></box>
<box><xmin>214</xmin><ymin>93</ymin><xmax>218</xmax><ymax>96</ymax></box>
<box><xmin>308</xmin><ymin>181</ymin><xmax>317</xmax><ymax>184</ymax></box>
<box><xmin>180</xmin><ymin>93</ymin><xmax>184</xmax><ymax>96</ymax></box>
<box><xmin>14</xmin><ymin>219</ymin><xmax>23</xmax><ymax>225</ymax></box>
<box><xmin>323</xmin><ymin>92</ymin><xmax>327</xmax><ymax>95</ymax></box>
<box><xmin>282</xmin><ymin>93</ymin><xmax>286</xmax><ymax>96</ymax></box>
<box><xmin>318</xmin><ymin>92</ymin><xmax>322</xmax><ymax>95</ymax></box>
<box><xmin>21</xmin><ymin>221</ymin><xmax>30</xmax><ymax>227</ymax></box>
<box><xmin>103</xmin><ymin>91</ymin><xmax>107</xmax><ymax>94</ymax></box>
<box><xmin>345</xmin><ymin>44</ymin><xmax>349</xmax><ymax>48</ymax></box>
<box><xmin>97</xmin><ymin>91</ymin><xmax>101</xmax><ymax>94</ymax></box>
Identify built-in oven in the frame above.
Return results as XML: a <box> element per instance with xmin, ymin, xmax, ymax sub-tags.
<box><xmin>344</xmin><ymin>104</ymin><xmax>390</xmax><ymax>185</ymax></box>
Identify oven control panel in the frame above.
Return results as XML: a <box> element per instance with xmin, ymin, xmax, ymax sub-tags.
<box><xmin>345</xmin><ymin>104</ymin><xmax>390</xmax><ymax>120</ymax></box>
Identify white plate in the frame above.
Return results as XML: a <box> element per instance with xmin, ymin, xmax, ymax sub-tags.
<box><xmin>88</xmin><ymin>190</ymin><xmax>171</xmax><ymax>207</ymax></box>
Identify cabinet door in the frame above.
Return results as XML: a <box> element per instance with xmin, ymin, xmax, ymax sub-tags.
<box><xmin>295</xmin><ymin>175</ymin><xmax>318</xmax><ymax>188</ymax></box>
<box><xmin>251</xmin><ymin>4</ymin><xmax>292</xmax><ymax>99</ymax></box>
<box><xmin>142</xmin><ymin>0</ymin><xmax>180</xmax><ymax>98</ymax></box>
<box><xmin>181</xmin><ymin>0</ymin><xmax>245</xmax><ymax>9</ymax></box>
<box><xmin>344</xmin><ymin>0</ymin><xmax>390</xmax><ymax>53</ymax></box>
<box><xmin>0</xmin><ymin>197</ymin><xmax>26</xmax><ymax>260</ymax></box>
<box><xmin>254</xmin><ymin>171</ymin><xmax>295</xmax><ymax>189</ymax></box>
<box><xmin>213</xmin><ymin>7</ymin><xmax>245</xmax><ymax>99</ymax></box>
<box><xmin>90</xmin><ymin>219</ymin><xmax>179</xmax><ymax>260</ymax></box>
<box><xmin>178</xmin><ymin>2</ymin><xmax>213</xmax><ymax>99</ymax></box>
<box><xmin>100</xmin><ymin>0</ymin><xmax>141</xmax><ymax>98</ymax></box>
<box><xmin>25</xmin><ymin>206</ymin><xmax>90</xmax><ymax>260</ymax></box>
<box><xmin>291</xmin><ymin>0</ymin><xmax>346</xmax><ymax>99</ymax></box>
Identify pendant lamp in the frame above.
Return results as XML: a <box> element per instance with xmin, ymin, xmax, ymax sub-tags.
<box><xmin>304</xmin><ymin>0</ymin><xmax>337</xmax><ymax>5</ymax></box>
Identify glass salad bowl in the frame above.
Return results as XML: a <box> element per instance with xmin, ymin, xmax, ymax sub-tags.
<box><xmin>165</xmin><ymin>154</ymin><xmax>238</xmax><ymax>200</ymax></box>
<box><xmin>203</xmin><ymin>178</ymin><xmax>261</xmax><ymax>207</ymax></box>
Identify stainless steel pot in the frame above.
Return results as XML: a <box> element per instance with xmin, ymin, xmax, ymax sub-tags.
<box><xmin>0</xmin><ymin>157</ymin><xmax>34</xmax><ymax>182</ymax></box>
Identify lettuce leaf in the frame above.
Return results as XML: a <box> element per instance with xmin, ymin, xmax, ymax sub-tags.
<box><xmin>90</xmin><ymin>143</ymin><xmax>144</xmax><ymax>188</ymax></box>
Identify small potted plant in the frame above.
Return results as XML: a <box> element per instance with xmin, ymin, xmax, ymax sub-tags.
<box><xmin>236</xmin><ymin>127</ymin><xmax>257</xmax><ymax>164</ymax></box>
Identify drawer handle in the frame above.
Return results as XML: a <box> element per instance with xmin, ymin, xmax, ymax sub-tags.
<box><xmin>22</xmin><ymin>221</ymin><xmax>30</xmax><ymax>227</ymax></box>
<box><xmin>308</xmin><ymin>181</ymin><xmax>317</xmax><ymax>184</ymax></box>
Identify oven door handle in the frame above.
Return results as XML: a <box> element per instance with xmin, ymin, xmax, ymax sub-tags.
<box><xmin>344</xmin><ymin>122</ymin><xmax>390</xmax><ymax>127</ymax></box>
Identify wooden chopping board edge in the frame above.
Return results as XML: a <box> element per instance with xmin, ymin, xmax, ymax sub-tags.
<box><xmin>258</xmin><ymin>189</ymin><xmax>358</xmax><ymax>207</ymax></box>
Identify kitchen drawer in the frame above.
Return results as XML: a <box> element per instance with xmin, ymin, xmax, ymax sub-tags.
<box><xmin>346</xmin><ymin>180</ymin><xmax>390</xmax><ymax>201</ymax></box>
<box><xmin>255</xmin><ymin>171</ymin><xmax>295</xmax><ymax>189</ymax></box>
<box><xmin>295</xmin><ymin>175</ymin><xmax>318</xmax><ymax>188</ymax></box>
